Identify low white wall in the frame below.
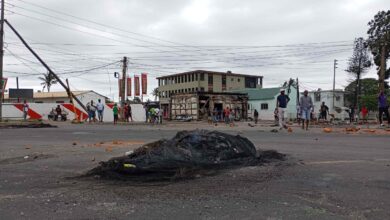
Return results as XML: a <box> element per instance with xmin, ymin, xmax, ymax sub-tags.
<box><xmin>2</xmin><ymin>103</ymin><xmax>146</xmax><ymax>122</ymax></box>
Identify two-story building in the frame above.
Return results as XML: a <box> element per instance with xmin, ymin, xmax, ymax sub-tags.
<box><xmin>156</xmin><ymin>70</ymin><xmax>263</xmax><ymax>119</ymax></box>
<box><xmin>307</xmin><ymin>89</ymin><xmax>346</xmax><ymax>119</ymax></box>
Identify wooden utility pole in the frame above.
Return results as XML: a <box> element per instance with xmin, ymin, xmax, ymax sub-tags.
<box><xmin>5</xmin><ymin>20</ymin><xmax>88</xmax><ymax>112</ymax></box>
<box><xmin>379</xmin><ymin>45</ymin><xmax>386</xmax><ymax>91</ymax></box>
<box><xmin>121</xmin><ymin>56</ymin><xmax>127</xmax><ymax>119</ymax></box>
<box><xmin>0</xmin><ymin>0</ymin><xmax>5</xmax><ymax>121</ymax></box>
<box><xmin>332</xmin><ymin>59</ymin><xmax>337</xmax><ymax>110</ymax></box>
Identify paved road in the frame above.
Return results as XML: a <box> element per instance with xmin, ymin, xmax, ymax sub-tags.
<box><xmin>0</xmin><ymin>123</ymin><xmax>389</xmax><ymax>219</ymax></box>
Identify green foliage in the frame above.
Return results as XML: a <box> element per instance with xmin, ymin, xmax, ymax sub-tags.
<box><xmin>367</xmin><ymin>10</ymin><xmax>390</xmax><ymax>79</ymax></box>
<box><xmin>345</xmin><ymin>78</ymin><xmax>390</xmax><ymax>110</ymax></box>
<box><xmin>360</xmin><ymin>95</ymin><xmax>377</xmax><ymax>111</ymax></box>
<box><xmin>345</xmin><ymin>37</ymin><xmax>372</xmax><ymax>106</ymax></box>
<box><xmin>38</xmin><ymin>73</ymin><xmax>57</xmax><ymax>92</ymax></box>
<box><xmin>151</xmin><ymin>88</ymin><xmax>159</xmax><ymax>101</ymax></box>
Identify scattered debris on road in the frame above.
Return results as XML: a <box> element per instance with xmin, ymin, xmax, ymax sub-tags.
<box><xmin>0</xmin><ymin>123</ymin><xmax>56</xmax><ymax>129</ymax></box>
<box><xmin>323</xmin><ymin>128</ymin><xmax>332</xmax><ymax>133</ymax></box>
<box><xmin>86</xmin><ymin>130</ymin><xmax>285</xmax><ymax>181</ymax></box>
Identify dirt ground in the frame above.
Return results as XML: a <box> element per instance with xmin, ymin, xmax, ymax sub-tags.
<box><xmin>0</xmin><ymin>121</ymin><xmax>389</xmax><ymax>219</ymax></box>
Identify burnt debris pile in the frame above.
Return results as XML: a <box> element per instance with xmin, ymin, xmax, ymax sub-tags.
<box><xmin>87</xmin><ymin>130</ymin><xmax>285</xmax><ymax>181</ymax></box>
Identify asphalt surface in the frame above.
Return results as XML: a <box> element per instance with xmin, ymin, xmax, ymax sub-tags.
<box><xmin>0</xmin><ymin>122</ymin><xmax>389</xmax><ymax>220</ymax></box>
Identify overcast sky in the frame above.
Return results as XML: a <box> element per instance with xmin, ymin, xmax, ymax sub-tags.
<box><xmin>3</xmin><ymin>0</ymin><xmax>389</xmax><ymax>101</ymax></box>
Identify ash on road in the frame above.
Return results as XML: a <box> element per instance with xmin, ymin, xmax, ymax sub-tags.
<box><xmin>0</xmin><ymin>123</ymin><xmax>389</xmax><ymax>219</ymax></box>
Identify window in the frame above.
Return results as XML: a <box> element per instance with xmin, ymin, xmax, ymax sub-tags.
<box><xmin>231</xmin><ymin>78</ymin><xmax>234</xmax><ymax>82</ymax></box>
<box><xmin>237</xmin><ymin>78</ymin><xmax>240</xmax><ymax>82</ymax></box>
<box><xmin>245</xmin><ymin>77</ymin><xmax>256</xmax><ymax>88</ymax></box>
<box><xmin>208</xmin><ymin>75</ymin><xmax>213</xmax><ymax>84</ymax></box>
<box><xmin>314</xmin><ymin>92</ymin><xmax>321</xmax><ymax>102</ymax></box>
<box><xmin>200</xmin><ymin>87</ymin><xmax>205</xmax><ymax>92</ymax></box>
<box><xmin>336</xmin><ymin>95</ymin><xmax>340</xmax><ymax>101</ymax></box>
<box><xmin>261</xmin><ymin>103</ymin><xmax>268</xmax><ymax>110</ymax></box>
<box><xmin>192</xmin><ymin>73</ymin><xmax>195</xmax><ymax>81</ymax></box>
<box><xmin>222</xmin><ymin>75</ymin><xmax>226</xmax><ymax>91</ymax></box>
<box><xmin>200</xmin><ymin>73</ymin><xmax>205</xmax><ymax>81</ymax></box>
<box><xmin>195</xmin><ymin>73</ymin><xmax>198</xmax><ymax>81</ymax></box>
<box><xmin>185</xmin><ymin>75</ymin><xmax>187</xmax><ymax>83</ymax></box>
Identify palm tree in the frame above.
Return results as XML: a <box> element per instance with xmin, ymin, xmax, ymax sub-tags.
<box><xmin>38</xmin><ymin>73</ymin><xmax>57</xmax><ymax>92</ymax></box>
<box><xmin>151</xmin><ymin>87</ymin><xmax>159</xmax><ymax>101</ymax></box>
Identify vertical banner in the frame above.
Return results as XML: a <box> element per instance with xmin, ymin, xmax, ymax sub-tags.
<box><xmin>134</xmin><ymin>75</ymin><xmax>140</xmax><ymax>96</ymax></box>
<box><xmin>118</xmin><ymin>78</ymin><xmax>123</xmax><ymax>98</ymax></box>
<box><xmin>127</xmin><ymin>77</ymin><xmax>132</xmax><ymax>97</ymax></box>
<box><xmin>141</xmin><ymin>73</ymin><xmax>147</xmax><ymax>95</ymax></box>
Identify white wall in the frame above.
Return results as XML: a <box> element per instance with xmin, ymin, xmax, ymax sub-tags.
<box><xmin>249</xmin><ymin>87</ymin><xmax>298</xmax><ymax>120</ymax></box>
<box><xmin>308</xmin><ymin>90</ymin><xmax>345</xmax><ymax>119</ymax></box>
<box><xmin>2</xmin><ymin>103</ymin><xmax>146</xmax><ymax>122</ymax></box>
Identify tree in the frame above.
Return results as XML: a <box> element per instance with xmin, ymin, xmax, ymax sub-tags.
<box><xmin>133</xmin><ymin>97</ymin><xmax>142</xmax><ymax>103</ymax></box>
<box><xmin>367</xmin><ymin>10</ymin><xmax>390</xmax><ymax>89</ymax></box>
<box><xmin>151</xmin><ymin>87</ymin><xmax>159</xmax><ymax>101</ymax></box>
<box><xmin>345</xmin><ymin>78</ymin><xmax>388</xmax><ymax>111</ymax></box>
<box><xmin>38</xmin><ymin>73</ymin><xmax>57</xmax><ymax>92</ymax></box>
<box><xmin>345</xmin><ymin>37</ymin><xmax>371</xmax><ymax>108</ymax></box>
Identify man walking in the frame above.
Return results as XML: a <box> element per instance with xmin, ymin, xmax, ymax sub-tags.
<box><xmin>96</xmin><ymin>99</ymin><xmax>104</xmax><ymax>123</ymax></box>
<box><xmin>276</xmin><ymin>88</ymin><xmax>290</xmax><ymax>129</ymax></box>
<box><xmin>299</xmin><ymin>90</ymin><xmax>313</xmax><ymax>130</ymax></box>
<box><xmin>253</xmin><ymin>109</ymin><xmax>259</xmax><ymax>124</ymax></box>
<box><xmin>320</xmin><ymin>102</ymin><xmax>329</xmax><ymax>121</ymax></box>
<box><xmin>378</xmin><ymin>90</ymin><xmax>390</xmax><ymax>127</ymax></box>
<box><xmin>22</xmin><ymin>100</ymin><xmax>29</xmax><ymax>121</ymax></box>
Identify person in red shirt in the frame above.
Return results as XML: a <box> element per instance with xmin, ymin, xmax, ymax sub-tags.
<box><xmin>224</xmin><ymin>107</ymin><xmax>230</xmax><ymax>124</ymax></box>
<box><xmin>361</xmin><ymin>104</ymin><xmax>368</xmax><ymax>123</ymax></box>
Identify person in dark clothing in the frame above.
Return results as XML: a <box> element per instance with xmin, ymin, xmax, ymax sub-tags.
<box><xmin>253</xmin><ymin>109</ymin><xmax>259</xmax><ymax>124</ymax></box>
<box><xmin>348</xmin><ymin>105</ymin><xmax>355</xmax><ymax>123</ymax></box>
<box><xmin>55</xmin><ymin>105</ymin><xmax>62</xmax><ymax>121</ymax></box>
<box><xmin>378</xmin><ymin>90</ymin><xmax>390</xmax><ymax>127</ymax></box>
<box><xmin>320</xmin><ymin>102</ymin><xmax>329</xmax><ymax>120</ymax></box>
<box><xmin>276</xmin><ymin>88</ymin><xmax>290</xmax><ymax>129</ymax></box>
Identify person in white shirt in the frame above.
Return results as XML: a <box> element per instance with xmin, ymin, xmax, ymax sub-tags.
<box><xmin>23</xmin><ymin>100</ymin><xmax>29</xmax><ymax>120</ymax></box>
<box><xmin>299</xmin><ymin>90</ymin><xmax>313</xmax><ymax>130</ymax></box>
<box><xmin>96</xmin><ymin>99</ymin><xmax>104</xmax><ymax>122</ymax></box>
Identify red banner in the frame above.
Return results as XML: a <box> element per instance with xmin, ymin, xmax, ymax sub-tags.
<box><xmin>141</xmin><ymin>73</ymin><xmax>147</xmax><ymax>95</ymax></box>
<box><xmin>134</xmin><ymin>75</ymin><xmax>140</xmax><ymax>96</ymax></box>
<box><xmin>127</xmin><ymin>77</ymin><xmax>132</xmax><ymax>97</ymax></box>
<box><xmin>118</xmin><ymin>79</ymin><xmax>123</xmax><ymax>98</ymax></box>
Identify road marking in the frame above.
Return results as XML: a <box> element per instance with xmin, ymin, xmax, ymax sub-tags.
<box><xmin>306</xmin><ymin>159</ymin><xmax>390</xmax><ymax>165</ymax></box>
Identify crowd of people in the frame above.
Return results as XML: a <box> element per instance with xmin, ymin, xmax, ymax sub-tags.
<box><xmin>209</xmin><ymin>106</ymin><xmax>238</xmax><ymax>126</ymax></box>
<box><xmin>18</xmin><ymin>89</ymin><xmax>390</xmax><ymax>128</ymax></box>
<box><xmin>86</xmin><ymin>99</ymin><xmax>105</xmax><ymax>123</ymax></box>
<box><xmin>144</xmin><ymin>106</ymin><xmax>163</xmax><ymax>124</ymax></box>
<box><xmin>274</xmin><ymin>88</ymin><xmax>390</xmax><ymax>131</ymax></box>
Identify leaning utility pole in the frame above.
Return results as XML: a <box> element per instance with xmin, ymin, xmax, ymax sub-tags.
<box><xmin>0</xmin><ymin>0</ymin><xmax>5</xmax><ymax>121</ymax></box>
<box><xmin>5</xmin><ymin>20</ymin><xmax>88</xmax><ymax>112</ymax></box>
<box><xmin>379</xmin><ymin>44</ymin><xmax>386</xmax><ymax>91</ymax></box>
<box><xmin>332</xmin><ymin>59</ymin><xmax>338</xmax><ymax>110</ymax></box>
<box><xmin>121</xmin><ymin>56</ymin><xmax>127</xmax><ymax>119</ymax></box>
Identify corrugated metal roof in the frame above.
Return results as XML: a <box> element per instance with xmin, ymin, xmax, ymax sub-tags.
<box><xmin>232</xmin><ymin>87</ymin><xmax>282</xmax><ymax>100</ymax></box>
